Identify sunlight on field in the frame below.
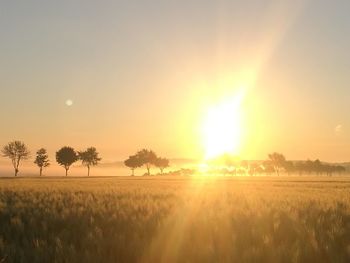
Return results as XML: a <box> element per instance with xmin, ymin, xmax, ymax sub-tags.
<box><xmin>1</xmin><ymin>177</ymin><xmax>350</xmax><ymax>262</ymax></box>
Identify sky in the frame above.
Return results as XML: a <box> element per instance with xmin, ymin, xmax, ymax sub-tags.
<box><xmin>0</xmin><ymin>0</ymin><xmax>350</xmax><ymax>164</ymax></box>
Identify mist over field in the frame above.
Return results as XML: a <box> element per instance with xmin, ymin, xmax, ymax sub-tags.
<box><xmin>0</xmin><ymin>159</ymin><xmax>196</xmax><ymax>177</ymax></box>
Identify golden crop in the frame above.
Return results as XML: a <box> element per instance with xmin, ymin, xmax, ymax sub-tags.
<box><xmin>0</xmin><ymin>176</ymin><xmax>349</xmax><ymax>262</ymax></box>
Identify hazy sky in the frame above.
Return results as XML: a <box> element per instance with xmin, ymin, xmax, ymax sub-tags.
<box><xmin>0</xmin><ymin>0</ymin><xmax>349</xmax><ymax>162</ymax></box>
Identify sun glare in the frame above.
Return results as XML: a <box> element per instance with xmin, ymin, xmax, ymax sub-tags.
<box><xmin>202</xmin><ymin>90</ymin><xmax>245</xmax><ymax>160</ymax></box>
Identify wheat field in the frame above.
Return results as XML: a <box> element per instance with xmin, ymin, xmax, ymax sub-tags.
<box><xmin>0</xmin><ymin>176</ymin><xmax>350</xmax><ymax>262</ymax></box>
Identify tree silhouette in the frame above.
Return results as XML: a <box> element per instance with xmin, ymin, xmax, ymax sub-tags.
<box><xmin>240</xmin><ymin>160</ymin><xmax>250</xmax><ymax>175</ymax></box>
<box><xmin>304</xmin><ymin>160</ymin><xmax>314</xmax><ymax>174</ymax></box>
<box><xmin>268</xmin><ymin>152</ymin><xmax>286</xmax><ymax>176</ymax></box>
<box><xmin>34</xmin><ymin>148</ymin><xmax>50</xmax><ymax>176</ymax></box>
<box><xmin>262</xmin><ymin>160</ymin><xmax>275</xmax><ymax>175</ymax></box>
<box><xmin>284</xmin><ymin>161</ymin><xmax>295</xmax><ymax>176</ymax></box>
<box><xmin>313</xmin><ymin>159</ymin><xmax>322</xmax><ymax>175</ymax></box>
<box><xmin>78</xmin><ymin>147</ymin><xmax>101</xmax><ymax>176</ymax></box>
<box><xmin>1</xmin><ymin>141</ymin><xmax>30</xmax><ymax>176</ymax></box>
<box><xmin>124</xmin><ymin>155</ymin><xmax>143</xmax><ymax>176</ymax></box>
<box><xmin>154</xmin><ymin>157</ymin><xmax>169</xmax><ymax>174</ymax></box>
<box><xmin>56</xmin><ymin>147</ymin><xmax>78</xmax><ymax>176</ymax></box>
<box><xmin>136</xmin><ymin>149</ymin><xmax>157</xmax><ymax>175</ymax></box>
<box><xmin>335</xmin><ymin>165</ymin><xmax>346</xmax><ymax>175</ymax></box>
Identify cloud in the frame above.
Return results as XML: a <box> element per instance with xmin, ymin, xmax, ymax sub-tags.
<box><xmin>335</xmin><ymin>124</ymin><xmax>344</xmax><ymax>136</ymax></box>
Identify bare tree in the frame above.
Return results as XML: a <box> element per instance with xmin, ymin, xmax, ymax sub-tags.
<box><xmin>78</xmin><ymin>147</ymin><xmax>101</xmax><ymax>176</ymax></box>
<box><xmin>1</xmin><ymin>141</ymin><xmax>30</xmax><ymax>176</ymax></box>
<box><xmin>34</xmin><ymin>148</ymin><xmax>50</xmax><ymax>176</ymax></box>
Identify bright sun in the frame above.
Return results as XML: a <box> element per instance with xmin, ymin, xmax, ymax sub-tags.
<box><xmin>201</xmin><ymin>90</ymin><xmax>245</xmax><ymax>160</ymax></box>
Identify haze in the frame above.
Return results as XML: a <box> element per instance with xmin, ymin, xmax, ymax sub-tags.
<box><xmin>1</xmin><ymin>0</ymin><xmax>349</xmax><ymax>163</ymax></box>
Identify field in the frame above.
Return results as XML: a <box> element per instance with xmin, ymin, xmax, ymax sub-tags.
<box><xmin>0</xmin><ymin>176</ymin><xmax>350</xmax><ymax>263</ymax></box>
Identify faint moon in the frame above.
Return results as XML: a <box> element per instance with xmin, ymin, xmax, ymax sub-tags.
<box><xmin>65</xmin><ymin>99</ymin><xmax>73</xmax><ymax>106</ymax></box>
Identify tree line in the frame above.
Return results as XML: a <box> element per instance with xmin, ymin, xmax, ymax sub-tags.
<box><xmin>1</xmin><ymin>141</ymin><xmax>101</xmax><ymax>176</ymax></box>
<box><xmin>1</xmin><ymin>141</ymin><xmax>346</xmax><ymax>177</ymax></box>
<box><xmin>267</xmin><ymin>153</ymin><xmax>346</xmax><ymax>176</ymax></box>
<box><xmin>0</xmin><ymin>141</ymin><xmax>169</xmax><ymax>177</ymax></box>
<box><xmin>217</xmin><ymin>152</ymin><xmax>346</xmax><ymax>176</ymax></box>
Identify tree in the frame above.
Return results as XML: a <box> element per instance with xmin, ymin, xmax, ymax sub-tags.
<box><xmin>313</xmin><ymin>159</ymin><xmax>322</xmax><ymax>175</ymax></box>
<box><xmin>240</xmin><ymin>160</ymin><xmax>250</xmax><ymax>175</ymax></box>
<box><xmin>154</xmin><ymin>157</ymin><xmax>169</xmax><ymax>174</ymax></box>
<box><xmin>304</xmin><ymin>160</ymin><xmax>314</xmax><ymax>174</ymax></box>
<box><xmin>268</xmin><ymin>152</ymin><xmax>286</xmax><ymax>176</ymax></box>
<box><xmin>1</xmin><ymin>141</ymin><xmax>30</xmax><ymax>176</ymax></box>
<box><xmin>136</xmin><ymin>149</ymin><xmax>157</xmax><ymax>175</ymax></box>
<box><xmin>284</xmin><ymin>161</ymin><xmax>295</xmax><ymax>176</ymax></box>
<box><xmin>124</xmin><ymin>155</ymin><xmax>143</xmax><ymax>176</ymax></box>
<box><xmin>262</xmin><ymin>160</ymin><xmax>275</xmax><ymax>176</ymax></box>
<box><xmin>56</xmin><ymin>147</ymin><xmax>78</xmax><ymax>176</ymax></box>
<box><xmin>34</xmin><ymin>148</ymin><xmax>50</xmax><ymax>176</ymax></box>
<box><xmin>78</xmin><ymin>147</ymin><xmax>101</xmax><ymax>176</ymax></box>
<box><xmin>335</xmin><ymin>165</ymin><xmax>346</xmax><ymax>175</ymax></box>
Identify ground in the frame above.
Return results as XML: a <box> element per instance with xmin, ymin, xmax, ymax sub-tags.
<box><xmin>0</xmin><ymin>176</ymin><xmax>350</xmax><ymax>262</ymax></box>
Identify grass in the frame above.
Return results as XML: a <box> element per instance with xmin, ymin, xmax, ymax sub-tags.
<box><xmin>0</xmin><ymin>176</ymin><xmax>350</xmax><ymax>262</ymax></box>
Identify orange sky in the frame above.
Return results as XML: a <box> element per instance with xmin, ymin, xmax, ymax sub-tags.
<box><xmin>0</xmin><ymin>1</ymin><xmax>349</xmax><ymax>163</ymax></box>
